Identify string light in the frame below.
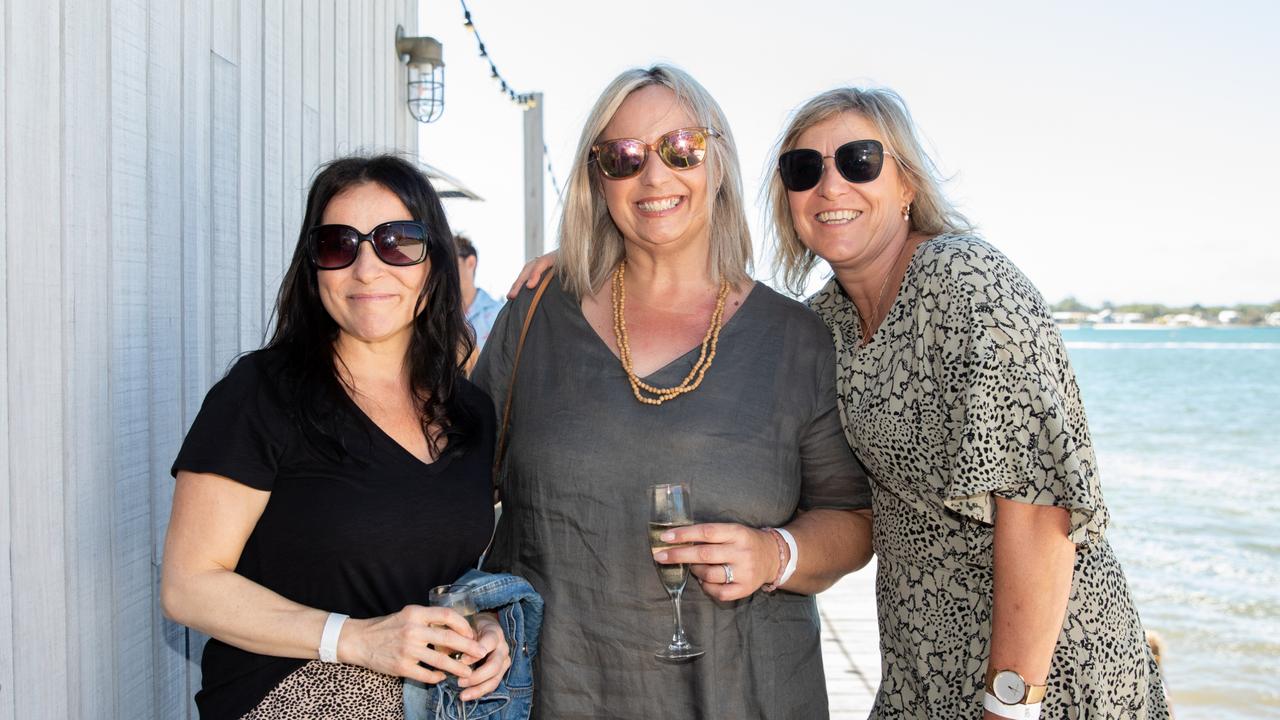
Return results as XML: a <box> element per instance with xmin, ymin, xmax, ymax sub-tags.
<box><xmin>458</xmin><ymin>0</ymin><xmax>562</xmax><ymax>200</ymax></box>
<box><xmin>545</xmin><ymin>143</ymin><xmax>564</xmax><ymax>207</ymax></box>
<box><xmin>459</xmin><ymin>0</ymin><xmax>537</xmax><ymax>111</ymax></box>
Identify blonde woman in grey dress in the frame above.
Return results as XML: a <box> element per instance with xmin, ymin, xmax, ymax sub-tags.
<box><xmin>766</xmin><ymin>87</ymin><xmax>1171</xmax><ymax>719</ymax></box>
<box><xmin>473</xmin><ymin>65</ymin><xmax>875</xmax><ymax>719</ymax></box>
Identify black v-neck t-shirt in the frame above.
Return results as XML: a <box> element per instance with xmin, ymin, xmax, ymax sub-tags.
<box><xmin>171</xmin><ymin>349</ymin><xmax>495</xmax><ymax>720</ymax></box>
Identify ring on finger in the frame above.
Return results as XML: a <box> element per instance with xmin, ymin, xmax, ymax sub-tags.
<box><xmin>721</xmin><ymin>563</ymin><xmax>734</xmax><ymax>584</ymax></box>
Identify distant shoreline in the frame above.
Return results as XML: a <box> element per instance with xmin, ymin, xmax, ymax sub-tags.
<box><xmin>1057</xmin><ymin>323</ymin><xmax>1280</xmax><ymax>330</ymax></box>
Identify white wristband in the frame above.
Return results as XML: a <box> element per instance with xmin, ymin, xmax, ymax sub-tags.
<box><xmin>983</xmin><ymin>692</ymin><xmax>1042</xmax><ymax>720</ymax></box>
<box><xmin>319</xmin><ymin>612</ymin><xmax>348</xmax><ymax>663</ymax></box>
<box><xmin>774</xmin><ymin>527</ymin><xmax>799</xmax><ymax>585</ymax></box>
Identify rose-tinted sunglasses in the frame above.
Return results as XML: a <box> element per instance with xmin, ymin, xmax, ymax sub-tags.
<box><xmin>778</xmin><ymin>139</ymin><xmax>896</xmax><ymax>192</ymax></box>
<box><xmin>590</xmin><ymin>127</ymin><xmax>721</xmax><ymax>180</ymax></box>
<box><xmin>308</xmin><ymin>221</ymin><xmax>429</xmax><ymax>270</ymax></box>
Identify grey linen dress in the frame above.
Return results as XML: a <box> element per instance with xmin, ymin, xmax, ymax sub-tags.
<box><xmin>472</xmin><ymin>276</ymin><xmax>872</xmax><ymax>720</ymax></box>
<box><xmin>807</xmin><ymin>234</ymin><xmax>1169</xmax><ymax>719</ymax></box>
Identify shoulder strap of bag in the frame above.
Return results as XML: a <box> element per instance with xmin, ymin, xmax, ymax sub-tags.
<box><xmin>477</xmin><ymin>272</ymin><xmax>553</xmax><ymax>571</ymax></box>
<box><xmin>493</xmin><ymin>270</ymin><xmax>554</xmax><ymax>482</ymax></box>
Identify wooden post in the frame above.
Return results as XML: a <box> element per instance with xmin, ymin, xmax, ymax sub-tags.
<box><xmin>523</xmin><ymin>92</ymin><xmax>544</xmax><ymax>261</ymax></box>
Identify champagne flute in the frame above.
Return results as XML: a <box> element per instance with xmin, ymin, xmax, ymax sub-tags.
<box><xmin>648</xmin><ymin>482</ymin><xmax>704</xmax><ymax>661</ymax></box>
<box><xmin>428</xmin><ymin>584</ymin><xmax>479</xmax><ymax>720</ymax></box>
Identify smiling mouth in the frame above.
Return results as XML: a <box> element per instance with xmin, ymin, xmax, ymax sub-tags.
<box><xmin>816</xmin><ymin>209</ymin><xmax>863</xmax><ymax>224</ymax></box>
<box><xmin>637</xmin><ymin>196</ymin><xmax>683</xmax><ymax>213</ymax></box>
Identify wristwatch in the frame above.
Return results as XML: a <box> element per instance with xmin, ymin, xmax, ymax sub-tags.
<box><xmin>985</xmin><ymin>668</ymin><xmax>1047</xmax><ymax>704</ymax></box>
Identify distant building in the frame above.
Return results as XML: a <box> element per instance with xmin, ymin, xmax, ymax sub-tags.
<box><xmin>1165</xmin><ymin>313</ymin><xmax>1209</xmax><ymax>326</ymax></box>
<box><xmin>1266</xmin><ymin>312</ymin><xmax>1280</xmax><ymax>327</ymax></box>
<box><xmin>1218</xmin><ymin>310</ymin><xmax>1240</xmax><ymax>324</ymax></box>
<box><xmin>1053</xmin><ymin>310</ymin><xmax>1091</xmax><ymax>325</ymax></box>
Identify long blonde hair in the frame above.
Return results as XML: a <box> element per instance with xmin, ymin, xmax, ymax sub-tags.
<box><xmin>557</xmin><ymin>65</ymin><xmax>752</xmax><ymax>299</ymax></box>
<box><xmin>765</xmin><ymin>87</ymin><xmax>973</xmax><ymax>294</ymax></box>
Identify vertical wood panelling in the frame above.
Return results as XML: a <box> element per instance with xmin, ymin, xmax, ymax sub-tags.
<box><xmin>282</xmin><ymin>0</ymin><xmax>303</xmax><ymax>269</ymax></box>
<box><xmin>211</xmin><ymin>56</ymin><xmax>241</xmax><ymax>371</ymax></box>
<box><xmin>400</xmin><ymin>0</ymin><xmax>415</xmax><ymax>155</ymax></box>
<box><xmin>2</xmin><ymin>1</ymin><xmax>419</xmax><ymax>714</ymax></box>
<box><xmin>392</xmin><ymin>1</ymin><xmax>407</xmax><ymax>154</ymax></box>
<box><xmin>303</xmin><ymin>107</ymin><xmax>320</xmax><ymax>189</ymax></box>
<box><xmin>319</xmin><ymin>1</ymin><xmax>335</xmax><ymax>155</ymax></box>
<box><xmin>302</xmin><ymin>6</ymin><xmax>320</xmax><ymax>181</ymax></box>
<box><xmin>0</xmin><ymin>0</ymin><xmax>14</xmax><ymax>712</ymax></box>
<box><xmin>351</xmin><ymin>0</ymin><xmax>365</xmax><ymax>148</ymax></box>
<box><xmin>334</xmin><ymin>0</ymin><xmax>350</xmax><ymax>153</ymax></box>
<box><xmin>146</xmin><ymin>0</ymin><xmax>190</xmax><ymax>714</ymax></box>
<box><xmin>211</xmin><ymin>0</ymin><xmax>238</xmax><ymax>63</ymax></box>
<box><xmin>6</xmin><ymin>0</ymin><xmax>69</xmax><ymax>715</ymax></box>
<box><xmin>360</xmin><ymin>0</ymin><xmax>374</xmax><ymax>149</ymax></box>
<box><xmin>239</xmin><ymin>0</ymin><xmax>265</xmax><ymax>346</ymax></box>
<box><xmin>262</xmin><ymin>0</ymin><xmax>285</xmax><ymax>313</ymax></box>
<box><xmin>109</xmin><ymin>0</ymin><xmax>155</xmax><ymax>715</ymax></box>
<box><xmin>62</xmin><ymin>0</ymin><xmax>116</xmax><ymax>714</ymax></box>
<box><xmin>182</xmin><ymin>0</ymin><xmax>213</xmax><ymax>421</ymax></box>
<box><xmin>372</xmin><ymin>0</ymin><xmax>386</xmax><ymax>148</ymax></box>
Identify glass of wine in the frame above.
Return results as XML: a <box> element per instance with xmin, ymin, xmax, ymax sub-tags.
<box><xmin>648</xmin><ymin>482</ymin><xmax>704</xmax><ymax>661</ymax></box>
<box><xmin>428</xmin><ymin>584</ymin><xmax>480</xmax><ymax>720</ymax></box>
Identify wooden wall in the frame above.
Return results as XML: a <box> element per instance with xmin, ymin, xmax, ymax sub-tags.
<box><xmin>1</xmin><ymin>1</ymin><xmax>419</xmax><ymax>716</ymax></box>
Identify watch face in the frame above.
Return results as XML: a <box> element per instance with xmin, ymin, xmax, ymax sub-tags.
<box><xmin>994</xmin><ymin>670</ymin><xmax>1026</xmax><ymax>704</ymax></box>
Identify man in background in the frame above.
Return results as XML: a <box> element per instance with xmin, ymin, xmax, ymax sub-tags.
<box><xmin>456</xmin><ymin>233</ymin><xmax>504</xmax><ymax>372</ymax></box>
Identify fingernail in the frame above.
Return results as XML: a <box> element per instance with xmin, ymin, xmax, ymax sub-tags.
<box><xmin>660</xmin><ymin>531</ymin><xmax>675</xmax><ymax>542</ymax></box>
<box><xmin>654</xmin><ymin>551</ymin><xmax>667</xmax><ymax>561</ymax></box>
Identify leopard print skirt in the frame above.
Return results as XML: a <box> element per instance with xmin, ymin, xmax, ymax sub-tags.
<box><xmin>240</xmin><ymin>661</ymin><xmax>404</xmax><ymax>720</ymax></box>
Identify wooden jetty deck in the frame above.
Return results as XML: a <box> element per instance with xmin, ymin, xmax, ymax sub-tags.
<box><xmin>818</xmin><ymin>558</ymin><xmax>881</xmax><ymax>718</ymax></box>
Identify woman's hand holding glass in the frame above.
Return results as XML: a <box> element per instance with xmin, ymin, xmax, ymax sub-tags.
<box><xmin>652</xmin><ymin>523</ymin><xmax>783</xmax><ymax>602</ymax></box>
<box><xmin>338</xmin><ymin>605</ymin><xmax>494</xmax><ymax>686</ymax></box>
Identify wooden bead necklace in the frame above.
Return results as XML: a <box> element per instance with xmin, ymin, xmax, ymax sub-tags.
<box><xmin>611</xmin><ymin>259</ymin><xmax>731</xmax><ymax>405</ymax></box>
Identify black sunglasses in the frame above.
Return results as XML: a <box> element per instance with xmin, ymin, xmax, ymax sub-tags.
<box><xmin>777</xmin><ymin>139</ymin><xmax>894</xmax><ymax>192</ymax></box>
<box><xmin>307</xmin><ymin>221</ymin><xmax>429</xmax><ymax>270</ymax></box>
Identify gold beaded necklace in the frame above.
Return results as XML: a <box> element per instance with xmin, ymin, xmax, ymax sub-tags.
<box><xmin>611</xmin><ymin>260</ymin><xmax>731</xmax><ymax>405</ymax></box>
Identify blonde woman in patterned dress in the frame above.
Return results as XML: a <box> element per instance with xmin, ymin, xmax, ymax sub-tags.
<box><xmin>766</xmin><ymin>88</ymin><xmax>1171</xmax><ymax>719</ymax></box>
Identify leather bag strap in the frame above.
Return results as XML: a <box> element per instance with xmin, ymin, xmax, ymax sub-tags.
<box><xmin>493</xmin><ymin>271</ymin><xmax>554</xmax><ymax>483</ymax></box>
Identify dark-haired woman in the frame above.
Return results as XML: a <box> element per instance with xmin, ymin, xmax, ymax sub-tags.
<box><xmin>161</xmin><ymin>155</ymin><xmax>511</xmax><ymax>720</ymax></box>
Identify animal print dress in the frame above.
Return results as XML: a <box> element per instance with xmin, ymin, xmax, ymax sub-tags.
<box><xmin>808</xmin><ymin>234</ymin><xmax>1170</xmax><ymax>719</ymax></box>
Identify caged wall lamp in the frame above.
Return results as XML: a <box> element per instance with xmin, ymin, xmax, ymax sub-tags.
<box><xmin>396</xmin><ymin>25</ymin><xmax>445</xmax><ymax>123</ymax></box>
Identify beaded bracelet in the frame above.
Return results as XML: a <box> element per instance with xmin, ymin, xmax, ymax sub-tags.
<box><xmin>761</xmin><ymin>527</ymin><xmax>791</xmax><ymax>592</ymax></box>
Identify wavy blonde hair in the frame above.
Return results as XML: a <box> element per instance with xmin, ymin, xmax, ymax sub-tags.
<box><xmin>765</xmin><ymin>87</ymin><xmax>973</xmax><ymax>294</ymax></box>
<box><xmin>556</xmin><ymin>65</ymin><xmax>752</xmax><ymax>299</ymax></box>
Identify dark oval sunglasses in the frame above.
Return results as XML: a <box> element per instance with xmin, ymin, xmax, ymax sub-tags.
<box><xmin>777</xmin><ymin>139</ymin><xmax>895</xmax><ymax>192</ymax></box>
<box><xmin>590</xmin><ymin>127</ymin><xmax>721</xmax><ymax>180</ymax></box>
<box><xmin>307</xmin><ymin>220</ymin><xmax>429</xmax><ymax>270</ymax></box>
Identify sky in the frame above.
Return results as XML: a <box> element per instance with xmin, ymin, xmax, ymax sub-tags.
<box><xmin>416</xmin><ymin>0</ymin><xmax>1279</xmax><ymax>307</ymax></box>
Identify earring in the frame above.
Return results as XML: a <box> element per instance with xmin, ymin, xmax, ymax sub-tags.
<box><xmin>902</xmin><ymin>203</ymin><xmax>911</xmax><ymax>222</ymax></box>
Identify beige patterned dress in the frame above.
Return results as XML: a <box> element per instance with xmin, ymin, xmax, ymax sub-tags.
<box><xmin>808</xmin><ymin>234</ymin><xmax>1169</xmax><ymax>719</ymax></box>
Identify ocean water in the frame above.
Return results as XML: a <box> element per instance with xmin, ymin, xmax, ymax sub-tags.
<box><xmin>1061</xmin><ymin>326</ymin><xmax>1280</xmax><ymax>719</ymax></box>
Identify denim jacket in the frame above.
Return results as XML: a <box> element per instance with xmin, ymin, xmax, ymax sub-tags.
<box><xmin>404</xmin><ymin>569</ymin><xmax>543</xmax><ymax>720</ymax></box>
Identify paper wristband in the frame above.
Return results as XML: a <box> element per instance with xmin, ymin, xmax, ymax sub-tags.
<box><xmin>774</xmin><ymin>527</ymin><xmax>799</xmax><ymax>585</ymax></box>
<box><xmin>319</xmin><ymin>612</ymin><xmax>349</xmax><ymax>663</ymax></box>
<box><xmin>983</xmin><ymin>692</ymin><xmax>1042</xmax><ymax>720</ymax></box>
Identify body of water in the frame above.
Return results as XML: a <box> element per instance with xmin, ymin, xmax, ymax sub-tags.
<box><xmin>1062</xmin><ymin>326</ymin><xmax>1280</xmax><ymax>719</ymax></box>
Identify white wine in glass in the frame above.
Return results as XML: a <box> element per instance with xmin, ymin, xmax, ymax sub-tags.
<box><xmin>428</xmin><ymin>584</ymin><xmax>479</xmax><ymax>720</ymax></box>
<box><xmin>648</xmin><ymin>483</ymin><xmax>704</xmax><ymax>661</ymax></box>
